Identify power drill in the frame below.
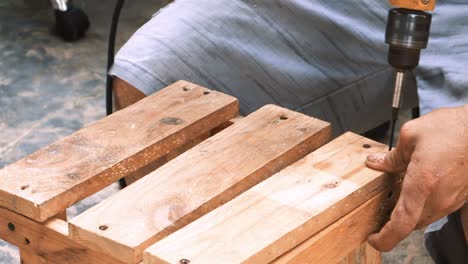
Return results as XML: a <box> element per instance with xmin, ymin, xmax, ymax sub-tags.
<box><xmin>385</xmin><ymin>1</ymin><xmax>434</xmax><ymax>150</ymax></box>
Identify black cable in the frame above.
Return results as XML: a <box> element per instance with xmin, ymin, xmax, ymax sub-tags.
<box><xmin>106</xmin><ymin>0</ymin><xmax>125</xmax><ymax>116</ymax></box>
<box><xmin>105</xmin><ymin>0</ymin><xmax>127</xmax><ymax>188</ymax></box>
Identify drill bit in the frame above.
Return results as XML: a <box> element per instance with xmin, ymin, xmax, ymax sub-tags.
<box><xmin>388</xmin><ymin>70</ymin><xmax>405</xmax><ymax>150</ymax></box>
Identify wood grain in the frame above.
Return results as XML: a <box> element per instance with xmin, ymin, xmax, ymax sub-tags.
<box><xmin>144</xmin><ymin>133</ymin><xmax>396</xmax><ymax>264</ymax></box>
<box><xmin>273</xmin><ymin>183</ymin><xmax>400</xmax><ymax>264</ymax></box>
<box><xmin>69</xmin><ymin>105</ymin><xmax>331</xmax><ymax>264</ymax></box>
<box><xmin>123</xmin><ymin>132</ymin><xmax>211</xmax><ymax>186</ymax></box>
<box><xmin>0</xmin><ymin>81</ymin><xmax>238</xmax><ymax>221</ymax></box>
<box><xmin>20</xmin><ymin>249</ymin><xmax>47</xmax><ymax>264</ymax></box>
<box><xmin>0</xmin><ymin>207</ymin><xmax>124</xmax><ymax>264</ymax></box>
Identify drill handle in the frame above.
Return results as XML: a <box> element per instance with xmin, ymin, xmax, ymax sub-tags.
<box><xmin>389</xmin><ymin>0</ymin><xmax>436</xmax><ymax>11</ymax></box>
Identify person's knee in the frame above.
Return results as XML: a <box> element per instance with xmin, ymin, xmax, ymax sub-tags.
<box><xmin>113</xmin><ymin>77</ymin><xmax>146</xmax><ymax>110</ymax></box>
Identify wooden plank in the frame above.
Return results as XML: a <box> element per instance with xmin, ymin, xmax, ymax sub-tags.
<box><xmin>359</xmin><ymin>243</ymin><xmax>382</xmax><ymax>264</ymax></box>
<box><xmin>0</xmin><ymin>81</ymin><xmax>239</xmax><ymax>222</ymax></box>
<box><xmin>0</xmin><ymin>207</ymin><xmax>125</xmax><ymax>264</ymax></box>
<box><xmin>337</xmin><ymin>243</ymin><xmax>381</xmax><ymax>264</ymax></box>
<box><xmin>69</xmin><ymin>105</ymin><xmax>331</xmax><ymax>264</ymax></box>
<box><xmin>123</xmin><ymin>132</ymin><xmax>211</xmax><ymax>186</ymax></box>
<box><xmin>144</xmin><ymin>133</ymin><xmax>396</xmax><ymax>264</ymax></box>
<box><xmin>20</xmin><ymin>249</ymin><xmax>47</xmax><ymax>264</ymax></box>
<box><xmin>272</xmin><ymin>183</ymin><xmax>398</xmax><ymax>264</ymax></box>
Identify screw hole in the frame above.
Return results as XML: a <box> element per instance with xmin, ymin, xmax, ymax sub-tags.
<box><xmin>24</xmin><ymin>238</ymin><xmax>31</xmax><ymax>245</ymax></box>
<box><xmin>20</xmin><ymin>185</ymin><xmax>29</xmax><ymax>190</ymax></box>
<box><xmin>8</xmin><ymin>223</ymin><xmax>15</xmax><ymax>231</ymax></box>
<box><xmin>182</xmin><ymin>87</ymin><xmax>189</xmax><ymax>91</ymax></box>
<box><xmin>279</xmin><ymin>115</ymin><xmax>288</xmax><ymax>120</ymax></box>
<box><xmin>180</xmin><ymin>259</ymin><xmax>190</xmax><ymax>264</ymax></box>
<box><xmin>99</xmin><ymin>225</ymin><xmax>108</xmax><ymax>231</ymax></box>
<box><xmin>203</xmin><ymin>91</ymin><xmax>210</xmax><ymax>95</ymax></box>
<box><xmin>362</xmin><ymin>144</ymin><xmax>371</xmax><ymax>149</ymax></box>
<box><xmin>387</xmin><ymin>191</ymin><xmax>393</xmax><ymax>198</ymax></box>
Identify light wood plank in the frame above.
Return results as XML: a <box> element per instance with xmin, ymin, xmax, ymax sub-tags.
<box><xmin>337</xmin><ymin>243</ymin><xmax>381</xmax><ymax>264</ymax></box>
<box><xmin>69</xmin><ymin>105</ymin><xmax>331</xmax><ymax>263</ymax></box>
<box><xmin>359</xmin><ymin>243</ymin><xmax>382</xmax><ymax>264</ymax></box>
<box><xmin>272</xmin><ymin>184</ymin><xmax>399</xmax><ymax>264</ymax></box>
<box><xmin>20</xmin><ymin>249</ymin><xmax>47</xmax><ymax>264</ymax></box>
<box><xmin>144</xmin><ymin>133</ymin><xmax>396</xmax><ymax>264</ymax></box>
<box><xmin>123</xmin><ymin>132</ymin><xmax>211</xmax><ymax>186</ymax></box>
<box><xmin>0</xmin><ymin>207</ymin><xmax>125</xmax><ymax>264</ymax></box>
<box><xmin>0</xmin><ymin>81</ymin><xmax>238</xmax><ymax>222</ymax></box>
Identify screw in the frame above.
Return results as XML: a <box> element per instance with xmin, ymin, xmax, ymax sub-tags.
<box><xmin>279</xmin><ymin>115</ymin><xmax>288</xmax><ymax>120</ymax></box>
<box><xmin>183</xmin><ymin>87</ymin><xmax>189</xmax><ymax>91</ymax></box>
<box><xmin>362</xmin><ymin>144</ymin><xmax>371</xmax><ymax>149</ymax></box>
<box><xmin>203</xmin><ymin>91</ymin><xmax>210</xmax><ymax>95</ymax></box>
<box><xmin>8</xmin><ymin>223</ymin><xmax>15</xmax><ymax>231</ymax></box>
<box><xmin>180</xmin><ymin>259</ymin><xmax>190</xmax><ymax>264</ymax></box>
<box><xmin>99</xmin><ymin>225</ymin><xmax>108</xmax><ymax>231</ymax></box>
<box><xmin>20</xmin><ymin>185</ymin><xmax>29</xmax><ymax>190</ymax></box>
<box><xmin>421</xmin><ymin>0</ymin><xmax>430</xmax><ymax>5</ymax></box>
<box><xmin>24</xmin><ymin>238</ymin><xmax>31</xmax><ymax>245</ymax></box>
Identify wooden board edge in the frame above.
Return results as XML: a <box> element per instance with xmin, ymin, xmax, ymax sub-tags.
<box><xmin>271</xmin><ymin>181</ymin><xmax>401</xmax><ymax>264</ymax></box>
<box><xmin>0</xmin><ymin>207</ymin><xmax>126</xmax><ymax>263</ymax></box>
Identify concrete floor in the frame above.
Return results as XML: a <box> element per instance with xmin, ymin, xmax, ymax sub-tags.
<box><xmin>0</xmin><ymin>1</ymin><xmax>432</xmax><ymax>263</ymax></box>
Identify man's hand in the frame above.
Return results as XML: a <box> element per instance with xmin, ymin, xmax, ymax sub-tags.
<box><xmin>366</xmin><ymin>105</ymin><xmax>468</xmax><ymax>252</ymax></box>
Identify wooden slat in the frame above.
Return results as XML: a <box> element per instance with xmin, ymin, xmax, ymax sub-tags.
<box><xmin>144</xmin><ymin>133</ymin><xmax>396</xmax><ymax>264</ymax></box>
<box><xmin>337</xmin><ymin>243</ymin><xmax>381</xmax><ymax>264</ymax></box>
<box><xmin>0</xmin><ymin>81</ymin><xmax>239</xmax><ymax>221</ymax></box>
<box><xmin>20</xmin><ymin>249</ymin><xmax>47</xmax><ymax>264</ymax></box>
<box><xmin>123</xmin><ymin>131</ymin><xmax>211</xmax><ymax>186</ymax></box>
<box><xmin>0</xmin><ymin>207</ymin><xmax>125</xmax><ymax>264</ymax></box>
<box><xmin>69</xmin><ymin>105</ymin><xmax>331</xmax><ymax>263</ymax></box>
<box><xmin>272</xmin><ymin>183</ymin><xmax>399</xmax><ymax>264</ymax></box>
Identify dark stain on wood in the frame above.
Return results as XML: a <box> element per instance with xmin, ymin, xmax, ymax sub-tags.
<box><xmin>160</xmin><ymin>117</ymin><xmax>185</xmax><ymax>125</ymax></box>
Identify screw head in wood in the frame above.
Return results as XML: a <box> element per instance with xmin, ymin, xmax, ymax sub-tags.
<box><xmin>8</xmin><ymin>222</ymin><xmax>15</xmax><ymax>231</ymax></box>
<box><xmin>362</xmin><ymin>144</ymin><xmax>371</xmax><ymax>149</ymax></box>
<box><xmin>180</xmin><ymin>259</ymin><xmax>190</xmax><ymax>264</ymax></box>
<box><xmin>99</xmin><ymin>225</ymin><xmax>108</xmax><ymax>231</ymax></box>
<box><xmin>421</xmin><ymin>0</ymin><xmax>430</xmax><ymax>5</ymax></box>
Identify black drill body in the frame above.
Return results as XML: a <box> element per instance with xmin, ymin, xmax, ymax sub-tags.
<box><xmin>385</xmin><ymin>8</ymin><xmax>432</xmax><ymax>149</ymax></box>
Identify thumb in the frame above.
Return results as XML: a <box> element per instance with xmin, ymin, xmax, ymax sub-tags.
<box><xmin>366</xmin><ymin>122</ymin><xmax>417</xmax><ymax>173</ymax></box>
<box><xmin>366</xmin><ymin>148</ymin><xmax>410</xmax><ymax>173</ymax></box>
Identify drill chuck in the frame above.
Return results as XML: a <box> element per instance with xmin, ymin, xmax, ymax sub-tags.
<box><xmin>385</xmin><ymin>8</ymin><xmax>432</xmax><ymax>70</ymax></box>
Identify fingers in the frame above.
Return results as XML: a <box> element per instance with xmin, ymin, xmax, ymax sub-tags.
<box><xmin>366</xmin><ymin>122</ymin><xmax>417</xmax><ymax>173</ymax></box>
<box><xmin>367</xmin><ymin>163</ymin><xmax>430</xmax><ymax>251</ymax></box>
